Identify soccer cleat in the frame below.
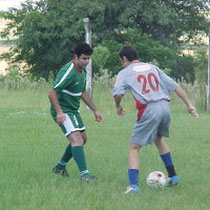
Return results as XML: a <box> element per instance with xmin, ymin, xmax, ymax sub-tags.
<box><xmin>52</xmin><ymin>165</ymin><xmax>69</xmax><ymax>177</ymax></box>
<box><xmin>124</xmin><ymin>185</ymin><xmax>139</xmax><ymax>194</ymax></box>
<box><xmin>168</xmin><ymin>175</ymin><xmax>179</xmax><ymax>186</ymax></box>
<box><xmin>80</xmin><ymin>173</ymin><xmax>96</xmax><ymax>183</ymax></box>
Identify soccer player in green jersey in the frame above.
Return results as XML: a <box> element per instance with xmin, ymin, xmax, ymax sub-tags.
<box><xmin>48</xmin><ymin>43</ymin><xmax>104</xmax><ymax>183</ymax></box>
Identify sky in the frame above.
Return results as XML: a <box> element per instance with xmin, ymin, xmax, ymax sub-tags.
<box><xmin>0</xmin><ymin>0</ymin><xmax>37</xmax><ymax>11</ymax></box>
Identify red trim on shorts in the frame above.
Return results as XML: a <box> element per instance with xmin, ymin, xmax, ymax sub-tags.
<box><xmin>72</xmin><ymin>60</ymin><xmax>82</xmax><ymax>75</ymax></box>
<box><xmin>133</xmin><ymin>96</ymin><xmax>147</xmax><ymax>121</ymax></box>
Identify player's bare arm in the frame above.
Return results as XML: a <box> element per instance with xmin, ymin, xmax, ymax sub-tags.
<box><xmin>114</xmin><ymin>94</ymin><xmax>125</xmax><ymax>116</ymax></box>
<box><xmin>48</xmin><ymin>88</ymin><xmax>66</xmax><ymax>124</ymax></box>
<box><xmin>81</xmin><ymin>90</ymin><xmax>104</xmax><ymax>122</ymax></box>
<box><xmin>174</xmin><ymin>85</ymin><xmax>198</xmax><ymax>118</ymax></box>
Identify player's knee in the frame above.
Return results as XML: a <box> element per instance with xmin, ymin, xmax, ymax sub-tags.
<box><xmin>68</xmin><ymin>132</ymin><xmax>84</xmax><ymax>146</ymax></box>
<box><xmin>154</xmin><ymin>137</ymin><xmax>162</xmax><ymax>147</ymax></box>
<box><xmin>129</xmin><ymin>143</ymin><xmax>141</xmax><ymax>151</ymax></box>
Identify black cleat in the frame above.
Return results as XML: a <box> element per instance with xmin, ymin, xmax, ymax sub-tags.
<box><xmin>80</xmin><ymin>173</ymin><xmax>96</xmax><ymax>183</ymax></box>
<box><xmin>52</xmin><ymin>165</ymin><xmax>69</xmax><ymax>177</ymax></box>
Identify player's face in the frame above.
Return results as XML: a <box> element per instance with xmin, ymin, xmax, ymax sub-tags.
<box><xmin>75</xmin><ymin>54</ymin><xmax>91</xmax><ymax>70</ymax></box>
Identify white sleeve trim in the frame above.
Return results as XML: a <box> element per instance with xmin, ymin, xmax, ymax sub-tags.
<box><xmin>54</xmin><ymin>63</ymin><xmax>74</xmax><ymax>88</ymax></box>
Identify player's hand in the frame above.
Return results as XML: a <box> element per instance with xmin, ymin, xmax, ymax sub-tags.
<box><xmin>94</xmin><ymin>110</ymin><xmax>104</xmax><ymax>122</ymax></box>
<box><xmin>117</xmin><ymin>105</ymin><xmax>125</xmax><ymax>116</ymax></box>
<box><xmin>56</xmin><ymin>113</ymin><xmax>66</xmax><ymax>125</ymax></box>
<box><xmin>187</xmin><ymin>105</ymin><xmax>199</xmax><ymax>118</ymax></box>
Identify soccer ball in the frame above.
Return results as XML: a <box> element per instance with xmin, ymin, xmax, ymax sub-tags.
<box><xmin>146</xmin><ymin>171</ymin><xmax>168</xmax><ymax>189</ymax></box>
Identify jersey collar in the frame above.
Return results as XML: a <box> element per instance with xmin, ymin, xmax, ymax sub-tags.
<box><xmin>72</xmin><ymin>60</ymin><xmax>82</xmax><ymax>75</ymax></box>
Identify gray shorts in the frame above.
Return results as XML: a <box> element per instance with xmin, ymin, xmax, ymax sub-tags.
<box><xmin>131</xmin><ymin>100</ymin><xmax>170</xmax><ymax>146</ymax></box>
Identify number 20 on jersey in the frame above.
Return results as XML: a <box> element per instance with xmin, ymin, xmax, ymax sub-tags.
<box><xmin>137</xmin><ymin>73</ymin><xmax>159</xmax><ymax>95</ymax></box>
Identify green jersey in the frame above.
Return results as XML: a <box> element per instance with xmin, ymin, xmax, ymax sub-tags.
<box><xmin>51</xmin><ymin>60</ymin><xmax>86</xmax><ymax>113</ymax></box>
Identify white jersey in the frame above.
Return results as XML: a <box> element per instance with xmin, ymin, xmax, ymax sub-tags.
<box><xmin>113</xmin><ymin>62</ymin><xmax>178</xmax><ymax>108</ymax></box>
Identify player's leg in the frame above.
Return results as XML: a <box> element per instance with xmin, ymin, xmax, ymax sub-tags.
<box><xmin>80</xmin><ymin>131</ymin><xmax>87</xmax><ymax>145</ymax></box>
<box><xmin>125</xmin><ymin>143</ymin><xmax>141</xmax><ymax>194</ymax></box>
<box><xmin>155</xmin><ymin>101</ymin><xmax>179</xmax><ymax>185</ymax></box>
<box><xmin>68</xmin><ymin>131</ymin><xmax>95</xmax><ymax>183</ymax></box>
<box><xmin>52</xmin><ymin>112</ymin><xmax>86</xmax><ymax>177</ymax></box>
<box><xmin>125</xmin><ymin>104</ymin><xmax>153</xmax><ymax>194</ymax></box>
<box><xmin>154</xmin><ymin>137</ymin><xmax>179</xmax><ymax>185</ymax></box>
<box><xmin>51</xmin><ymin>112</ymin><xmax>74</xmax><ymax>177</ymax></box>
<box><xmin>52</xmin><ymin>143</ymin><xmax>72</xmax><ymax>177</ymax></box>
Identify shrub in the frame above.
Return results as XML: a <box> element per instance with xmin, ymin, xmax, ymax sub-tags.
<box><xmin>194</xmin><ymin>48</ymin><xmax>208</xmax><ymax>84</ymax></box>
<box><xmin>92</xmin><ymin>33</ymin><xmax>176</xmax><ymax>76</ymax></box>
<box><xmin>92</xmin><ymin>45</ymin><xmax>111</xmax><ymax>76</ymax></box>
<box><xmin>123</xmin><ymin>32</ymin><xmax>176</xmax><ymax>70</ymax></box>
<box><xmin>170</xmin><ymin>55</ymin><xmax>195</xmax><ymax>83</ymax></box>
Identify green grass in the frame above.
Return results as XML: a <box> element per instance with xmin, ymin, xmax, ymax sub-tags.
<box><xmin>0</xmin><ymin>84</ymin><xmax>210</xmax><ymax>210</ymax></box>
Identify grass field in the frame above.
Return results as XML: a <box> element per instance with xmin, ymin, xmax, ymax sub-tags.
<box><xmin>0</xmin><ymin>82</ymin><xmax>210</xmax><ymax>210</ymax></box>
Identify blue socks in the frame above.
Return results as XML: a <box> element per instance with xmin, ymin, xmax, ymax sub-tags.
<box><xmin>128</xmin><ymin>169</ymin><xmax>139</xmax><ymax>186</ymax></box>
<box><xmin>160</xmin><ymin>152</ymin><xmax>176</xmax><ymax>177</ymax></box>
<box><xmin>127</xmin><ymin>153</ymin><xmax>176</xmax><ymax>186</ymax></box>
<box><xmin>160</xmin><ymin>152</ymin><xmax>173</xmax><ymax>167</ymax></box>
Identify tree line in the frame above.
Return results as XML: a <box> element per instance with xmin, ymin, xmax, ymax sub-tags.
<box><xmin>0</xmin><ymin>0</ymin><xmax>209</xmax><ymax>83</ymax></box>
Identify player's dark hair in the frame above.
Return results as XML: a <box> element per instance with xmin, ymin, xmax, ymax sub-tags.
<box><xmin>74</xmin><ymin>43</ymin><xmax>93</xmax><ymax>57</ymax></box>
<box><xmin>119</xmin><ymin>46</ymin><xmax>138</xmax><ymax>61</ymax></box>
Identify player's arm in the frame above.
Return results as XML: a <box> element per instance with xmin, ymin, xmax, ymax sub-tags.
<box><xmin>48</xmin><ymin>88</ymin><xmax>65</xmax><ymax>124</ymax></box>
<box><xmin>114</xmin><ymin>94</ymin><xmax>125</xmax><ymax>116</ymax></box>
<box><xmin>112</xmin><ymin>71</ymin><xmax>126</xmax><ymax>116</ymax></box>
<box><xmin>81</xmin><ymin>90</ymin><xmax>104</xmax><ymax>122</ymax></box>
<box><xmin>174</xmin><ymin>85</ymin><xmax>198</xmax><ymax>118</ymax></box>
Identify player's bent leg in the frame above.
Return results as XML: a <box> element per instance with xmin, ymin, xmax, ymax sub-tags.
<box><xmin>155</xmin><ymin>137</ymin><xmax>179</xmax><ymax>186</ymax></box>
<box><xmin>52</xmin><ymin>143</ymin><xmax>72</xmax><ymax>177</ymax></box>
<box><xmin>68</xmin><ymin>132</ymin><xmax>95</xmax><ymax>183</ymax></box>
<box><xmin>68</xmin><ymin>131</ymin><xmax>84</xmax><ymax>147</ymax></box>
<box><xmin>52</xmin><ymin>112</ymin><xmax>85</xmax><ymax>177</ymax></box>
<box><xmin>154</xmin><ymin>137</ymin><xmax>169</xmax><ymax>154</ymax></box>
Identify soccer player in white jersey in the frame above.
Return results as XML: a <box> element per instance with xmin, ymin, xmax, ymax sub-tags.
<box><xmin>48</xmin><ymin>43</ymin><xmax>103</xmax><ymax>183</ymax></box>
<box><xmin>112</xmin><ymin>46</ymin><xmax>198</xmax><ymax>194</ymax></box>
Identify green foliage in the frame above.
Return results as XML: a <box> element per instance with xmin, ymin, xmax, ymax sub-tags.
<box><xmin>94</xmin><ymin>0</ymin><xmax>208</xmax><ymax>47</ymax></box>
<box><xmin>0</xmin><ymin>0</ymin><xmax>208</xmax><ymax>79</ymax></box>
<box><xmin>92</xmin><ymin>45</ymin><xmax>110</xmax><ymax>75</ymax></box>
<box><xmin>194</xmin><ymin>48</ymin><xmax>208</xmax><ymax>84</ymax></box>
<box><xmin>100</xmin><ymin>40</ymin><xmax>123</xmax><ymax>75</ymax></box>
<box><xmin>92</xmin><ymin>33</ymin><xmax>176</xmax><ymax>75</ymax></box>
<box><xmin>170</xmin><ymin>55</ymin><xmax>195</xmax><ymax>84</ymax></box>
<box><xmin>123</xmin><ymin>32</ymin><xmax>176</xmax><ymax>70</ymax></box>
<box><xmin>0</xmin><ymin>0</ymin><xmax>88</xmax><ymax>80</ymax></box>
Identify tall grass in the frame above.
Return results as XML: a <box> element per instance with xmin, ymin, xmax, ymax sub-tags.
<box><xmin>171</xmin><ymin>80</ymin><xmax>206</xmax><ymax>112</ymax></box>
<box><xmin>0</xmin><ymin>75</ymin><xmax>210</xmax><ymax>210</ymax></box>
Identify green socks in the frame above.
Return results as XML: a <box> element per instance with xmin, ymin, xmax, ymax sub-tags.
<box><xmin>56</xmin><ymin>144</ymin><xmax>72</xmax><ymax>170</ymax></box>
<box><xmin>56</xmin><ymin>145</ymin><xmax>88</xmax><ymax>176</ymax></box>
<box><xmin>71</xmin><ymin>146</ymin><xmax>88</xmax><ymax>175</ymax></box>
<box><xmin>61</xmin><ymin>144</ymin><xmax>72</xmax><ymax>162</ymax></box>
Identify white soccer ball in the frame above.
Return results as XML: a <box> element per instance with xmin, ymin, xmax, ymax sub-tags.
<box><xmin>146</xmin><ymin>171</ymin><xmax>168</xmax><ymax>189</ymax></box>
